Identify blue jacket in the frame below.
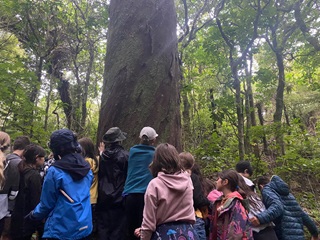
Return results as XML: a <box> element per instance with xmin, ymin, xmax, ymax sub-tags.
<box><xmin>32</xmin><ymin>153</ymin><xmax>93</xmax><ymax>240</ymax></box>
<box><xmin>123</xmin><ymin>144</ymin><xmax>155</xmax><ymax>195</ymax></box>
<box><xmin>256</xmin><ymin>175</ymin><xmax>318</xmax><ymax>240</ymax></box>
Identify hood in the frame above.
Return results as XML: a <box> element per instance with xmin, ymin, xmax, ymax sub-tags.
<box><xmin>217</xmin><ymin>191</ymin><xmax>246</xmax><ymax>213</ymax></box>
<box><xmin>53</xmin><ymin>153</ymin><xmax>90</xmax><ymax>181</ymax></box>
<box><xmin>101</xmin><ymin>144</ymin><xmax>125</xmax><ymax>162</ymax></box>
<box><xmin>268</xmin><ymin>175</ymin><xmax>290</xmax><ymax>196</ymax></box>
<box><xmin>226</xmin><ymin>191</ymin><xmax>244</xmax><ymax>200</ymax></box>
<box><xmin>207</xmin><ymin>189</ymin><xmax>223</xmax><ymax>203</ymax></box>
<box><xmin>157</xmin><ymin>171</ymin><xmax>192</xmax><ymax>193</ymax></box>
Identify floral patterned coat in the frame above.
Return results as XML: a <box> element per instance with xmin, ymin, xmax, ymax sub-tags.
<box><xmin>209</xmin><ymin>191</ymin><xmax>253</xmax><ymax>240</ymax></box>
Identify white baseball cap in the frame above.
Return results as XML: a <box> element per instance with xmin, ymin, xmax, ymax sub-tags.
<box><xmin>139</xmin><ymin>127</ymin><xmax>158</xmax><ymax>140</ymax></box>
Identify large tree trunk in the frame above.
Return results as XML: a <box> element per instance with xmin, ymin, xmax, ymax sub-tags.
<box><xmin>97</xmin><ymin>0</ymin><xmax>182</xmax><ymax>150</ymax></box>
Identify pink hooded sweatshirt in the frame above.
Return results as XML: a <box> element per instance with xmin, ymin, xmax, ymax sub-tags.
<box><xmin>141</xmin><ymin>171</ymin><xmax>195</xmax><ymax>240</ymax></box>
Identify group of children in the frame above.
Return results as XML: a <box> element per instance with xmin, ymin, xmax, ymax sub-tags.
<box><xmin>0</xmin><ymin>127</ymin><xmax>319</xmax><ymax>240</ymax></box>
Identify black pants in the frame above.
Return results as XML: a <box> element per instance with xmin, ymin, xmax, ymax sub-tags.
<box><xmin>253</xmin><ymin>226</ymin><xmax>278</xmax><ymax>240</ymax></box>
<box><xmin>0</xmin><ymin>218</ymin><xmax>5</xmax><ymax>236</ymax></box>
<box><xmin>97</xmin><ymin>206</ymin><xmax>126</xmax><ymax>240</ymax></box>
<box><xmin>124</xmin><ymin>193</ymin><xmax>145</xmax><ymax>240</ymax></box>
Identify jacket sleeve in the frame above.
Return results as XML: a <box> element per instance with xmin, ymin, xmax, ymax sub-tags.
<box><xmin>302</xmin><ymin>210</ymin><xmax>319</xmax><ymax>237</ymax></box>
<box><xmin>141</xmin><ymin>181</ymin><xmax>157</xmax><ymax>240</ymax></box>
<box><xmin>256</xmin><ymin>187</ymin><xmax>284</xmax><ymax>224</ymax></box>
<box><xmin>32</xmin><ymin>168</ymin><xmax>58</xmax><ymax>220</ymax></box>
<box><xmin>191</xmin><ymin>174</ymin><xmax>210</xmax><ymax>209</ymax></box>
<box><xmin>28</xmin><ymin>173</ymin><xmax>42</xmax><ymax>210</ymax></box>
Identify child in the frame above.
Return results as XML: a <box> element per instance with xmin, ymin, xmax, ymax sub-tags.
<box><xmin>237</xmin><ymin>176</ymin><xmax>278</xmax><ymax>240</ymax></box>
<box><xmin>123</xmin><ymin>126</ymin><xmax>158</xmax><ymax>240</ymax></box>
<box><xmin>251</xmin><ymin>176</ymin><xmax>319</xmax><ymax>240</ymax></box>
<box><xmin>0</xmin><ymin>131</ymin><xmax>10</xmax><ymax>235</ymax></box>
<box><xmin>97</xmin><ymin>127</ymin><xmax>128</xmax><ymax>240</ymax></box>
<box><xmin>209</xmin><ymin>169</ymin><xmax>253</xmax><ymax>240</ymax></box>
<box><xmin>135</xmin><ymin>143</ymin><xmax>198</xmax><ymax>240</ymax></box>
<box><xmin>236</xmin><ymin>161</ymin><xmax>255</xmax><ymax>191</ymax></box>
<box><xmin>10</xmin><ymin>144</ymin><xmax>46</xmax><ymax>240</ymax></box>
<box><xmin>179</xmin><ymin>152</ymin><xmax>210</xmax><ymax>240</ymax></box>
<box><xmin>27</xmin><ymin>129</ymin><xmax>93</xmax><ymax>240</ymax></box>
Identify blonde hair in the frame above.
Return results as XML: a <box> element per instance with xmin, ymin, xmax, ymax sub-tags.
<box><xmin>178</xmin><ymin>152</ymin><xmax>195</xmax><ymax>171</ymax></box>
<box><xmin>0</xmin><ymin>131</ymin><xmax>10</xmax><ymax>189</ymax></box>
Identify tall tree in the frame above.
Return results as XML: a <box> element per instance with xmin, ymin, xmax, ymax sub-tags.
<box><xmin>263</xmin><ymin>0</ymin><xmax>298</xmax><ymax>155</ymax></box>
<box><xmin>214</xmin><ymin>0</ymin><xmax>265</xmax><ymax>160</ymax></box>
<box><xmin>97</xmin><ymin>0</ymin><xmax>182</xmax><ymax>149</ymax></box>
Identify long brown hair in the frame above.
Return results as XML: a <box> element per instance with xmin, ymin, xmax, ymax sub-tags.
<box><xmin>150</xmin><ymin>143</ymin><xmax>181</xmax><ymax>177</ymax></box>
<box><xmin>78</xmin><ymin>137</ymin><xmax>98</xmax><ymax>167</ymax></box>
<box><xmin>237</xmin><ymin>174</ymin><xmax>262</xmax><ymax>210</ymax></box>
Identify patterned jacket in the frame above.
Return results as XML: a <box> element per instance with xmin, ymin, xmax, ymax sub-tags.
<box><xmin>210</xmin><ymin>191</ymin><xmax>253</xmax><ymax>240</ymax></box>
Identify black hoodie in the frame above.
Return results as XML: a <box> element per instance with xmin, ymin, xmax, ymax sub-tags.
<box><xmin>98</xmin><ymin>144</ymin><xmax>128</xmax><ymax>207</ymax></box>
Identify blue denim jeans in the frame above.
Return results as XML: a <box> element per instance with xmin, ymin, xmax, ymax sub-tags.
<box><xmin>194</xmin><ymin>217</ymin><xmax>206</xmax><ymax>240</ymax></box>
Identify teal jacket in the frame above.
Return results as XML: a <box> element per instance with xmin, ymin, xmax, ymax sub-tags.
<box><xmin>257</xmin><ymin>175</ymin><xmax>318</xmax><ymax>240</ymax></box>
<box><xmin>123</xmin><ymin>144</ymin><xmax>155</xmax><ymax>195</ymax></box>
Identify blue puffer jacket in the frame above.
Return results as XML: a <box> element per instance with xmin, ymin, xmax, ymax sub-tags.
<box><xmin>256</xmin><ymin>175</ymin><xmax>318</xmax><ymax>240</ymax></box>
<box><xmin>32</xmin><ymin>153</ymin><xmax>93</xmax><ymax>240</ymax></box>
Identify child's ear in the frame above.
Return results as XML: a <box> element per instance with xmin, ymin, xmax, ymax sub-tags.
<box><xmin>223</xmin><ymin>179</ymin><xmax>229</xmax><ymax>186</ymax></box>
<box><xmin>244</xmin><ymin>169</ymin><xmax>249</xmax><ymax>174</ymax></box>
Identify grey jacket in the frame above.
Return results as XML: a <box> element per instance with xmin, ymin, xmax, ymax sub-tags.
<box><xmin>0</xmin><ymin>154</ymin><xmax>21</xmax><ymax>212</ymax></box>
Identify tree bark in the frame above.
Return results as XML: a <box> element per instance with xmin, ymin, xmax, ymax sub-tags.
<box><xmin>256</xmin><ymin>103</ymin><xmax>268</xmax><ymax>154</ymax></box>
<box><xmin>97</xmin><ymin>0</ymin><xmax>182</xmax><ymax>150</ymax></box>
<box><xmin>273</xmin><ymin>51</ymin><xmax>285</xmax><ymax>155</ymax></box>
<box><xmin>44</xmin><ymin>77</ymin><xmax>53</xmax><ymax>131</ymax></box>
<box><xmin>232</xmin><ymin>65</ymin><xmax>245</xmax><ymax>161</ymax></box>
<box><xmin>182</xmin><ymin>90</ymin><xmax>191</xmax><ymax>150</ymax></box>
<box><xmin>58</xmin><ymin>79</ymin><xmax>73</xmax><ymax>129</ymax></box>
<box><xmin>81</xmin><ymin>40</ymin><xmax>94</xmax><ymax>132</ymax></box>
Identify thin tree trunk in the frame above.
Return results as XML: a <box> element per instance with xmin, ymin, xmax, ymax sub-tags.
<box><xmin>273</xmin><ymin>51</ymin><xmax>285</xmax><ymax>155</ymax></box>
<box><xmin>209</xmin><ymin>89</ymin><xmax>218</xmax><ymax>131</ymax></box>
<box><xmin>182</xmin><ymin>90</ymin><xmax>191</xmax><ymax>150</ymax></box>
<box><xmin>257</xmin><ymin>103</ymin><xmax>268</xmax><ymax>154</ymax></box>
<box><xmin>81</xmin><ymin>41</ymin><xmax>94</xmax><ymax>131</ymax></box>
<box><xmin>232</xmin><ymin>65</ymin><xmax>245</xmax><ymax>161</ymax></box>
<box><xmin>244</xmin><ymin>80</ymin><xmax>251</xmax><ymax>155</ymax></box>
<box><xmin>58</xmin><ymin>79</ymin><xmax>73</xmax><ymax>129</ymax></box>
<box><xmin>245</xmin><ymin>54</ymin><xmax>259</xmax><ymax>158</ymax></box>
<box><xmin>44</xmin><ymin>78</ymin><xmax>53</xmax><ymax>131</ymax></box>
